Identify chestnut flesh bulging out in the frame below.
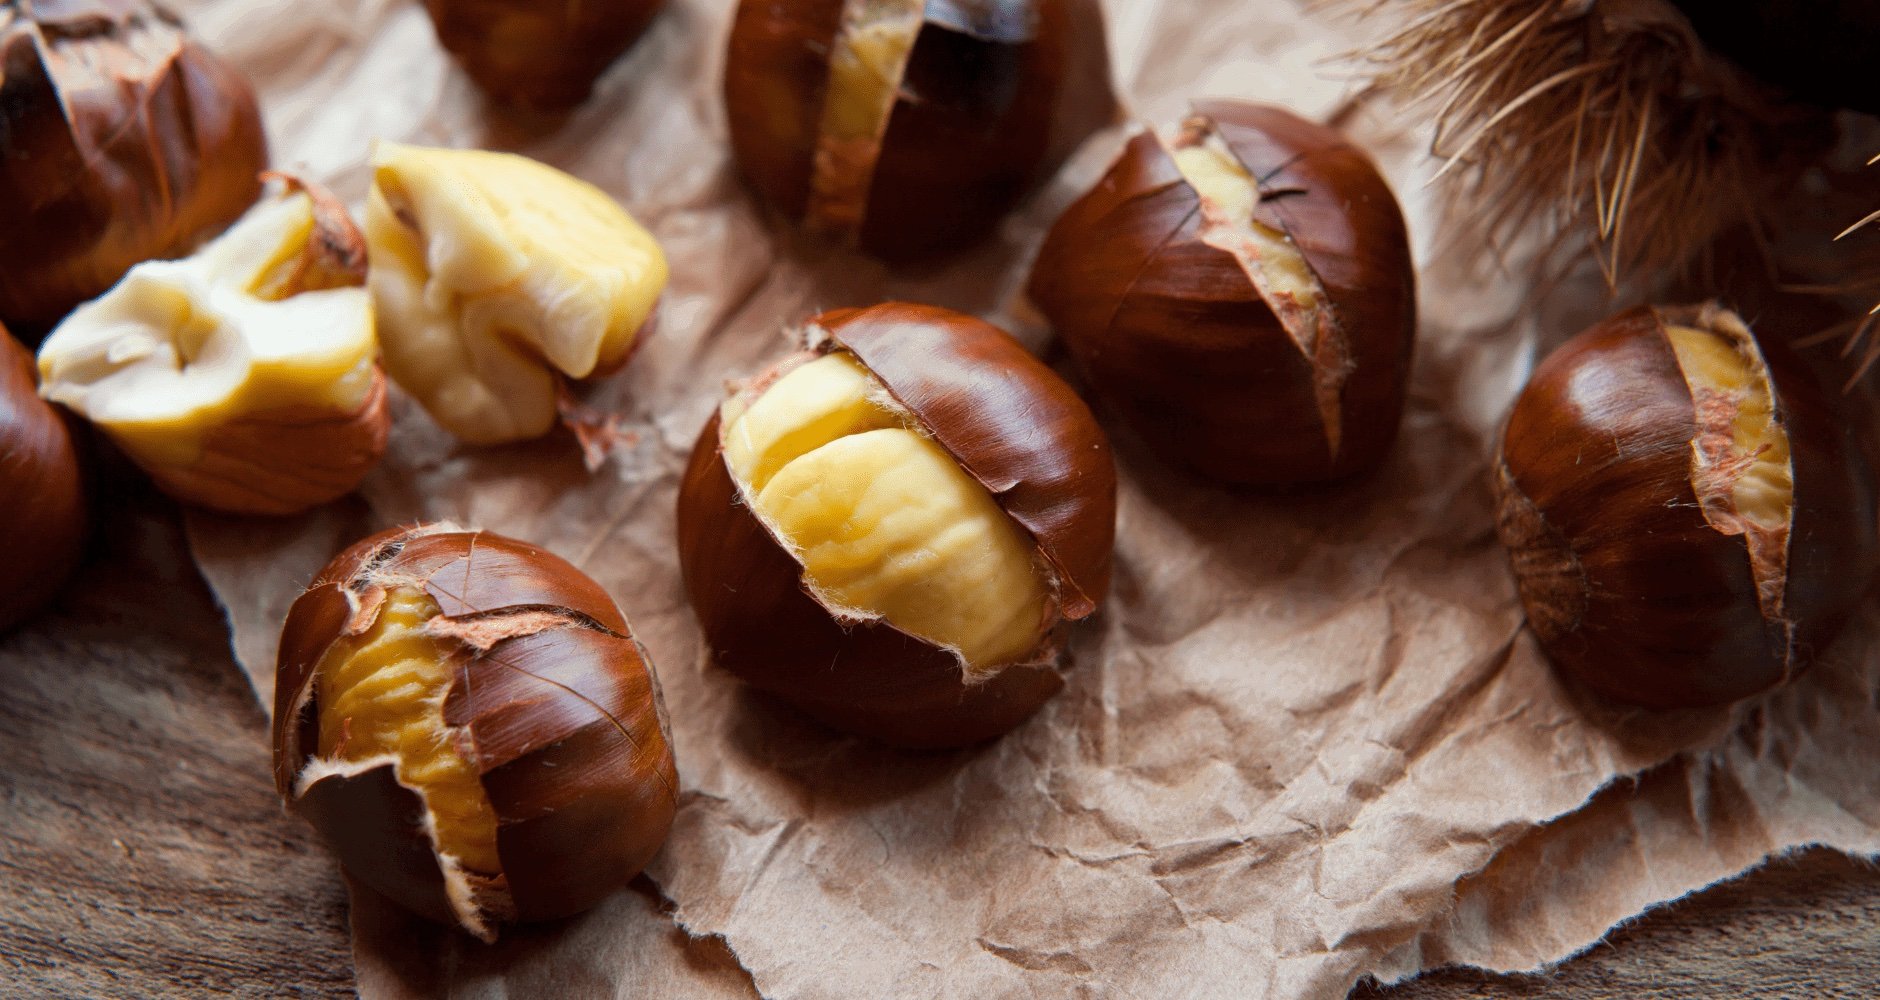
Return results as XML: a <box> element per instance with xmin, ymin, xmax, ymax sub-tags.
<box><xmin>1493</xmin><ymin>303</ymin><xmax>1879</xmax><ymax>708</ymax></box>
<box><xmin>273</xmin><ymin>525</ymin><xmax>678</xmax><ymax>939</ymax></box>
<box><xmin>1029</xmin><ymin>100</ymin><xmax>1417</xmax><ymax>486</ymax></box>
<box><xmin>723</xmin><ymin>0</ymin><xmax>1115</xmax><ymax>261</ymax></box>
<box><xmin>676</xmin><ymin>303</ymin><xmax>1116</xmax><ymax>747</ymax></box>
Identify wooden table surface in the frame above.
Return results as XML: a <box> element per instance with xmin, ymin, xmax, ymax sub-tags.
<box><xmin>5</xmin><ymin>493</ymin><xmax>1877</xmax><ymax>998</ymax></box>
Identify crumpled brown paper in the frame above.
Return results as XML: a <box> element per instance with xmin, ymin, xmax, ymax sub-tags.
<box><xmin>169</xmin><ymin>0</ymin><xmax>1880</xmax><ymax>996</ymax></box>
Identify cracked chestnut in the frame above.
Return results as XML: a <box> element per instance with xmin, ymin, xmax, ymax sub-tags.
<box><xmin>676</xmin><ymin>303</ymin><xmax>1116</xmax><ymax>747</ymax></box>
<box><xmin>1028</xmin><ymin>100</ymin><xmax>1417</xmax><ymax>485</ymax></box>
<box><xmin>1494</xmin><ymin>303</ymin><xmax>1878</xmax><ymax>708</ymax></box>
<box><xmin>272</xmin><ymin>524</ymin><xmax>678</xmax><ymax>940</ymax></box>
<box><xmin>723</xmin><ymin>0</ymin><xmax>1115</xmax><ymax>261</ymax></box>
<box><xmin>0</xmin><ymin>0</ymin><xmax>268</xmax><ymax>336</ymax></box>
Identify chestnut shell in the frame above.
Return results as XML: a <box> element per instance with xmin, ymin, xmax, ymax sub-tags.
<box><xmin>0</xmin><ymin>328</ymin><xmax>85</xmax><ymax>632</ymax></box>
<box><xmin>722</xmin><ymin>0</ymin><xmax>1115</xmax><ymax>261</ymax></box>
<box><xmin>272</xmin><ymin>525</ymin><xmax>678</xmax><ymax>932</ymax></box>
<box><xmin>1493</xmin><ymin>305</ymin><xmax>1878</xmax><ymax>708</ymax></box>
<box><xmin>422</xmin><ymin>0</ymin><xmax>666</xmax><ymax>110</ymax></box>
<box><xmin>1028</xmin><ymin>100</ymin><xmax>1417</xmax><ymax>486</ymax></box>
<box><xmin>0</xmin><ymin>0</ymin><xmax>268</xmax><ymax>336</ymax></box>
<box><xmin>676</xmin><ymin>303</ymin><xmax>1116</xmax><ymax>747</ymax></box>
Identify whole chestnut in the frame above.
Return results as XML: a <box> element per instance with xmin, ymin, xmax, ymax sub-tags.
<box><xmin>37</xmin><ymin>177</ymin><xmax>388</xmax><ymax>517</ymax></box>
<box><xmin>0</xmin><ymin>0</ymin><xmax>268</xmax><ymax>336</ymax></box>
<box><xmin>723</xmin><ymin>0</ymin><xmax>1114</xmax><ymax>261</ymax></box>
<box><xmin>1028</xmin><ymin>100</ymin><xmax>1417</xmax><ymax>486</ymax></box>
<box><xmin>0</xmin><ymin>327</ymin><xmax>85</xmax><ymax>632</ymax></box>
<box><xmin>1494</xmin><ymin>303</ymin><xmax>1878</xmax><ymax>708</ymax></box>
<box><xmin>676</xmin><ymin>303</ymin><xmax>1116</xmax><ymax>747</ymax></box>
<box><xmin>421</xmin><ymin>0</ymin><xmax>666</xmax><ymax>110</ymax></box>
<box><xmin>273</xmin><ymin>524</ymin><xmax>678</xmax><ymax>940</ymax></box>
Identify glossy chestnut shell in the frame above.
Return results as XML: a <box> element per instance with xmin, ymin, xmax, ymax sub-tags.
<box><xmin>1493</xmin><ymin>304</ymin><xmax>1878</xmax><ymax>708</ymax></box>
<box><xmin>0</xmin><ymin>0</ymin><xmax>268</xmax><ymax>336</ymax></box>
<box><xmin>1029</xmin><ymin>100</ymin><xmax>1417</xmax><ymax>486</ymax></box>
<box><xmin>0</xmin><ymin>328</ymin><xmax>85</xmax><ymax>632</ymax></box>
<box><xmin>676</xmin><ymin>302</ymin><xmax>1116</xmax><ymax>747</ymax></box>
<box><xmin>421</xmin><ymin>0</ymin><xmax>667</xmax><ymax>109</ymax></box>
<box><xmin>273</xmin><ymin>525</ymin><xmax>678</xmax><ymax>937</ymax></box>
<box><xmin>723</xmin><ymin>0</ymin><xmax>1114</xmax><ymax>261</ymax></box>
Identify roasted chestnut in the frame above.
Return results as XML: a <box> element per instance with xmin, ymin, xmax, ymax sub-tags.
<box><xmin>723</xmin><ymin>0</ymin><xmax>1114</xmax><ymax>261</ymax></box>
<box><xmin>0</xmin><ymin>0</ymin><xmax>268</xmax><ymax>336</ymax></box>
<box><xmin>1029</xmin><ymin>100</ymin><xmax>1417</xmax><ymax>486</ymax></box>
<box><xmin>1493</xmin><ymin>303</ymin><xmax>1878</xmax><ymax>708</ymax></box>
<box><xmin>37</xmin><ymin>177</ymin><xmax>388</xmax><ymax>517</ymax></box>
<box><xmin>676</xmin><ymin>303</ymin><xmax>1115</xmax><ymax>747</ymax></box>
<box><xmin>421</xmin><ymin>0</ymin><xmax>666</xmax><ymax>110</ymax></box>
<box><xmin>365</xmin><ymin>143</ymin><xmax>668</xmax><ymax>445</ymax></box>
<box><xmin>0</xmin><ymin>327</ymin><xmax>85</xmax><ymax>632</ymax></box>
<box><xmin>273</xmin><ymin>524</ymin><xmax>678</xmax><ymax>940</ymax></box>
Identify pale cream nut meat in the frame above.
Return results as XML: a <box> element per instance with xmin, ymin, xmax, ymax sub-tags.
<box><xmin>37</xmin><ymin>190</ymin><xmax>376</xmax><ymax>474</ymax></box>
<box><xmin>721</xmin><ymin>351</ymin><xmax>1051</xmax><ymax>675</ymax></box>
<box><xmin>365</xmin><ymin>143</ymin><xmax>668</xmax><ymax>445</ymax></box>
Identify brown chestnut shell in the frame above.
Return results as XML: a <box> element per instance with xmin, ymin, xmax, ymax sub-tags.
<box><xmin>676</xmin><ymin>302</ymin><xmax>1116</xmax><ymax>747</ymax></box>
<box><xmin>722</xmin><ymin>0</ymin><xmax>1115</xmax><ymax>261</ymax></box>
<box><xmin>0</xmin><ymin>0</ymin><xmax>268</xmax><ymax>336</ymax></box>
<box><xmin>1028</xmin><ymin>100</ymin><xmax>1417</xmax><ymax>486</ymax></box>
<box><xmin>1493</xmin><ymin>304</ymin><xmax>1879</xmax><ymax>708</ymax></box>
<box><xmin>0</xmin><ymin>328</ymin><xmax>85</xmax><ymax>632</ymax></box>
<box><xmin>421</xmin><ymin>0</ymin><xmax>666</xmax><ymax>110</ymax></box>
<box><xmin>272</xmin><ymin>525</ymin><xmax>678</xmax><ymax>935</ymax></box>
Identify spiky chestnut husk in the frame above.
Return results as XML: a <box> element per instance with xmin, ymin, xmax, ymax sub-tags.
<box><xmin>676</xmin><ymin>303</ymin><xmax>1116</xmax><ymax>747</ymax></box>
<box><xmin>723</xmin><ymin>0</ymin><xmax>1115</xmax><ymax>261</ymax></box>
<box><xmin>1029</xmin><ymin>101</ymin><xmax>1416</xmax><ymax>486</ymax></box>
<box><xmin>273</xmin><ymin>525</ymin><xmax>678</xmax><ymax>940</ymax></box>
<box><xmin>1493</xmin><ymin>303</ymin><xmax>1878</xmax><ymax>708</ymax></box>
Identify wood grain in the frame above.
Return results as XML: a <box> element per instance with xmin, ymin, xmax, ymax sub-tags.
<box><xmin>0</xmin><ymin>492</ymin><xmax>1875</xmax><ymax>997</ymax></box>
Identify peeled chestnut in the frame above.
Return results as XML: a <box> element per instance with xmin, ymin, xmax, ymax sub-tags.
<box><xmin>0</xmin><ymin>327</ymin><xmax>85</xmax><ymax>632</ymax></box>
<box><xmin>273</xmin><ymin>524</ymin><xmax>678</xmax><ymax>940</ymax></box>
<box><xmin>0</xmin><ymin>0</ymin><xmax>268</xmax><ymax>335</ymax></box>
<box><xmin>37</xmin><ymin>177</ymin><xmax>388</xmax><ymax>517</ymax></box>
<box><xmin>365</xmin><ymin>143</ymin><xmax>668</xmax><ymax>445</ymax></box>
<box><xmin>723</xmin><ymin>0</ymin><xmax>1114</xmax><ymax>261</ymax></box>
<box><xmin>1494</xmin><ymin>303</ymin><xmax>1878</xmax><ymax>708</ymax></box>
<box><xmin>676</xmin><ymin>303</ymin><xmax>1115</xmax><ymax>747</ymax></box>
<box><xmin>1029</xmin><ymin>101</ymin><xmax>1417</xmax><ymax>486</ymax></box>
<box><xmin>421</xmin><ymin>0</ymin><xmax>666</xmax><ymax>109</ymax></box>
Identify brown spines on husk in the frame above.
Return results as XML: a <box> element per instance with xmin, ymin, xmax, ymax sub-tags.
<box><xmin>1348</xmin><ymin>0</ymin><xmax>1832</xmax><ymax>286</ymax></box>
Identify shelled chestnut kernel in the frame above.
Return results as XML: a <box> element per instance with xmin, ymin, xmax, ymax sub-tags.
<box><xmin>0</xmin><ymin>328</ymin><xmax>85</xmax><ymax>632</ymax></box>
<box><xmin>724</xmin><ymin>0</ymin><xmax>1114</xmax><ymax>260</ymax></box>
<box><xmin>0</xmin><ymin>0</ymin><xmax>267</xmax><ymax>335</ymax></box>
<box><xmin>273</xmin><ymin>525</ymin><xmax>677</xmax><ymax>940</ymax></box>
<box><xmin>37</xmin><ymin>177</ymin><xmax>388</xmax><ymax>517</ymax></box>
<box><xmin>1494</xmin><ymin>303</ymin><xmax>1878</xmax><ymax>708</ymax></box>
<box><xmin>1029</xmin><ymin>100</ymin><xmax>1416</xmax><ymax>486</ymax></box>
<box><xmin>677</xmin><ymin>303</ymin><xmax>1116</xmax><ymax>747</ymax></box>
<box><xmin>421</xmin><ymin>0</ymin><xmax>666</xmax><ymax>110</ymax></box>
<box><xmin>365</xmin><ymin>143</ymin><xmax>668</xmax><ymax>444</ymax></box>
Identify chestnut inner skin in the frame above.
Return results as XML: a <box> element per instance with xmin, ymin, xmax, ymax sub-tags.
<box><xmin>677</xmin><ymin>303</ymin><xmax>1116</xmax><ymax>748</ymax></box>
<box><xmin>1493</xmin><ymin>305</ymin><xmax>1878</xmax><ymax>709</ymax></box>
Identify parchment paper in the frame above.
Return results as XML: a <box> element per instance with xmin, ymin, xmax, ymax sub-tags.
<box><xmin>168</xmin><ymin>0</ymin><xmax>1880</xmax><ymax>996</ymax></box>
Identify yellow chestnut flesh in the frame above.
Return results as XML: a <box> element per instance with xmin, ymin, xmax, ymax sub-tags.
<box><xmin>722</xmin><ymin>352</ymin><xmax>1049</xmax><ymax>673</ymax></box>
<box><xmin>37</xmin><ymin>192</ymin><xmax>375</xmax><ymax>471</ymax></box>
<box><xmin>313</xmin><ymin>586</ymin><xmax>499</xmax><ymax>876</ymax></box>
<box><xmin>366</xmin><ymin>143</ymin><xmax>667</xmax><ymax>444</ymax></box>
<box><xmin>1663</xmin><ymin>320</ymin><xmax>1794</xmax><ymax>612</ymax></box>
<box><xmin>804</xmin><ymin>0</ymin><xmax>924</xmax><ymax>238</ymax></box>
